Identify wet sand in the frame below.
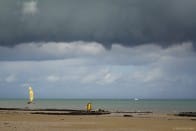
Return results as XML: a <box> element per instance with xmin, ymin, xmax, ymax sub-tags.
<box><xmin>0</xmin><ymin>110</ymin><xmax>196</xmax><ymax>131</ymax></box>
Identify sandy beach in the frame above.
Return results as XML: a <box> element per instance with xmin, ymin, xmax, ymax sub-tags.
<box><xmin>0</xmin><ymin>110</ymin><xmax>195</xmax><ymax>131</ymax></box>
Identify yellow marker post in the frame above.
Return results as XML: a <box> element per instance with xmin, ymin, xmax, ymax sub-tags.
<box><xmin>86</xmin><ymin>103</ymin><xmax>92</xmax><ymax>112</ymax></box>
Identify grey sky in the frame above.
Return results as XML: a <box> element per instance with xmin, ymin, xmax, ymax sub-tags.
<box><xmin>0</xmin><ymin>0</ymin><xmax>196</xmax><ymax>48</ymax></box>
<box><xmin>0</xmin><ymin>0</ymin><xmax>196</xmax><ymax>98</ymax></box>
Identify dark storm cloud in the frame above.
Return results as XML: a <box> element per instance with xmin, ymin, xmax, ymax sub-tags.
<box><xmin>0</xmin><ymin>0</ymin><xmax>196</xmax><ymax>48</ymax></box>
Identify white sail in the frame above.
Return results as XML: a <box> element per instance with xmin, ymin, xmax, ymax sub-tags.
<box><xmin>29</xmin><ymin>86</ymin><xmax>34</xmax><ymax>103</ymax></box>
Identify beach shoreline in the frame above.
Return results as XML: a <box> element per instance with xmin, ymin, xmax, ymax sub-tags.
<box><xmin>0</xmin><ymin>109</ymin><xmax>195</xmax><ymax>131</ymax></box>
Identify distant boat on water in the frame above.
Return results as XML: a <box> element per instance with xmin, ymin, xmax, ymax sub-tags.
<box><xmin>28</xmin><ymin>86</ymin><xmax>34</xmax><ymax>104</ymax></box>
<box><xmin>134</xmin><ymin>98</ymin><xmax>139</xmax><ymax>101</ymax></box>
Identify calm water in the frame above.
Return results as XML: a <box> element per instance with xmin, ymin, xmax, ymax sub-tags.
<box><xmin>0</xmin><ymin>99</ymin><xmax>196</xmax><ymax>113</ymax></box>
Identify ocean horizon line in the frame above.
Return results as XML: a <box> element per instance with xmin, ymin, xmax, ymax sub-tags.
<box><xmin>0</xmin><ymin>98</ymin><xmax>196</xmax><ymax>100</ymax></box>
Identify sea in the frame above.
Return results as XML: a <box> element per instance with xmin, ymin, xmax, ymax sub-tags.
<box><xmin>0</xmin><ymin>99</ymin><xmax>196</xmax><ymax>113</ymax></box>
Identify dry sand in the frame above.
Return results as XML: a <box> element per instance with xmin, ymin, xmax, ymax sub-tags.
<box><xmin>0</xmin><ymin>111</ymin><xmax>196</xmax><ymax>131</ymax></box>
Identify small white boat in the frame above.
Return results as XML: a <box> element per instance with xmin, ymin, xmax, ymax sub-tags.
<box><xmin>134</xmin><ymin>98</ymin><xmax>139</xmax><ymax>101</ymax></box>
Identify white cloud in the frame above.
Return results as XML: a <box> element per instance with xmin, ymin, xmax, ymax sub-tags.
<box><xmin>102</xmin><ymin>72</ymin><xmax>120</xmax><ymax>84</ymax></box>
<box><xmin>0</xmin><ymin>41</ymin><xmax>105</xmax><ymax>61</ymax></box>
<box><xmin>131</xmin><ymin>68</ymin><xmax>163</xmax><ymax>83</ymax></box>
<box><xmin>22</xmin><ymin>1</ymin><xmax>38</xmax><ymax>15</ymax></box>
<box><xmin>20</xmin><ymin>83</ymin><xmax>30</xmax><ymax>88</ymax></box>
<box><xmin>162</xmin><ymin>42</ymin><xmax>194</xmax><ymax>58</ymax></box>
<box><xmin>81</xmin><ymin>68</ymin><xmax>121</xmax><ymax>85</ymax></box>
<box><xmin>46</xmin><ymin>75</ymin><xmax>60</xmax><ymax>82</ymax></box>
<box><xmin>5</xmin><ymin>75</ymin><xmax>16</xmax><ymax>83</ymax></box>
<box><xmin>0</xmin><ymin>42</ymin><xmax>196</xmax><ymax>98</ymax></box>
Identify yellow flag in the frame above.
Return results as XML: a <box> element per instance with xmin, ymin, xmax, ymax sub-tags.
<box><xmin>29</xmin><ymin>86</ymin><xmax>34</xmax><ymax>103</ymax></box>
